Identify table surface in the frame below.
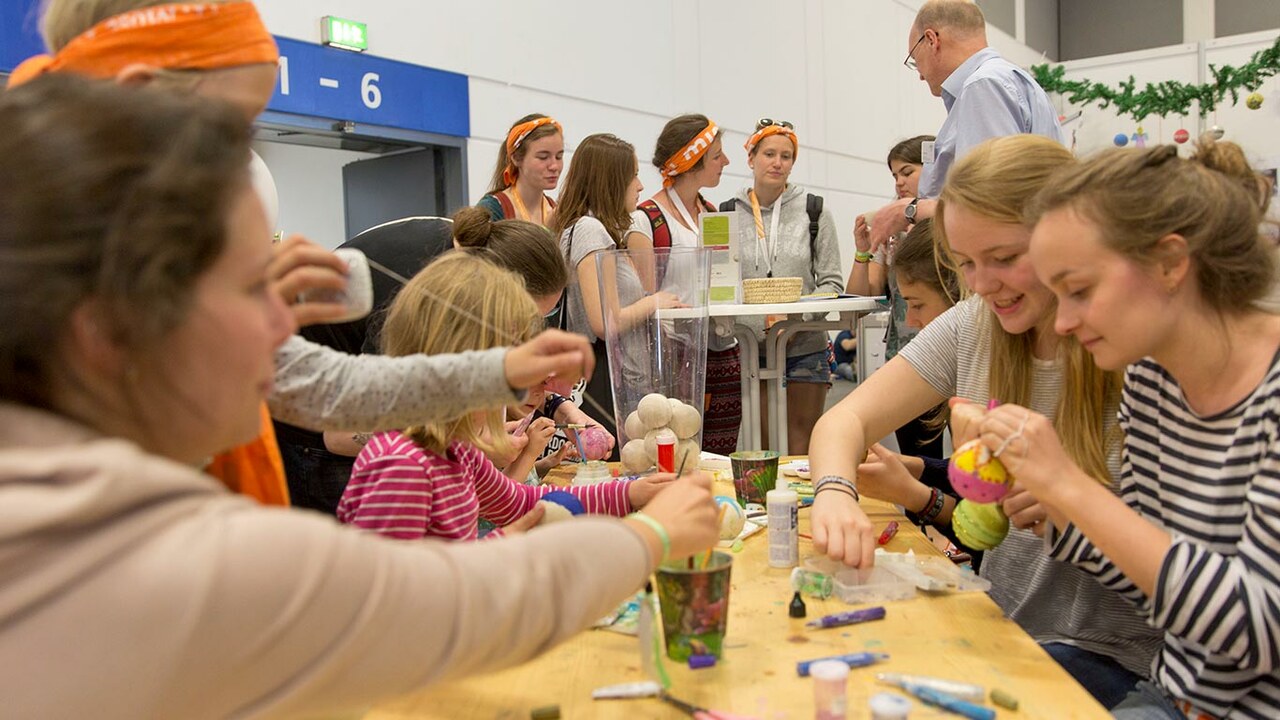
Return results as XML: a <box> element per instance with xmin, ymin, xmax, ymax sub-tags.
<box><xmin>662</xmin><ymin>295</ymin><xmax>884</xmax><ymax>320</ymax></box>
<box><xmin>363</xmin><ymin>468</ymin><xmax>1109</xmax><ymax>720</ymax></box>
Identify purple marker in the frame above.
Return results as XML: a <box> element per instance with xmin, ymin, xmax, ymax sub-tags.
<box><xmin>805</xmin><ymin>606</ymin><xmax>886</xmax><ymax>630</ymax></box>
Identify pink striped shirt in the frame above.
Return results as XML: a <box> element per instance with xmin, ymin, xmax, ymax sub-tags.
<box><xmin>338</xmin><ymin>432</ymin><xmax>633</xmax><ymax>540</ymax></box>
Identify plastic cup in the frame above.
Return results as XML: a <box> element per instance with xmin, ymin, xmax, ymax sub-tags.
<box><xmin>655</xmin><ymin>552</ymin><xmax>733</xmax><ymax>661</ymax></box>
<box><xmin>730</xmin><ymin>450</ymin><xmax>781</xmax><ymax>505</ymax></box>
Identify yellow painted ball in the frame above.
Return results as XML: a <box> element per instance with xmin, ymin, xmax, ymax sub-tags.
<box><xmin>1246</xmin><ymin>92</ymin><xmax>1264</xmax><ymax>110</ymax></box>
<box><xmin>948</xmin><ymin>439</ymin><xmax>1011</xmax><ymax>503</ymax></box>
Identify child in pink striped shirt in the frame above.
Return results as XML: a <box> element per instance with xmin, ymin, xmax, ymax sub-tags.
<box><xmin>338</xmin><ymin>252</ymin><xmax>670</xmax><ymax>540</ymax></box>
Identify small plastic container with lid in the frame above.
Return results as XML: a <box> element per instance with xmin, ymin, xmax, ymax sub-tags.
<box><xmin>810</xmin><ymin>660</ymin><xmax>850</xmax><ymax>720</ymax></box>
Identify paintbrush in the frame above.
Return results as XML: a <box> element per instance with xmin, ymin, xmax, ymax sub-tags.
<box><xmin>554</xmin><ymin>423</ymin><xmax>590</xmax><ymax>429</ymax></box>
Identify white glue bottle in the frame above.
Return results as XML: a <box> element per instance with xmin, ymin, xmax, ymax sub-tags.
<box><xmin>767</xmin><ymin>474</ymin><xmax>799</xmax><ymax>568</ymax></box>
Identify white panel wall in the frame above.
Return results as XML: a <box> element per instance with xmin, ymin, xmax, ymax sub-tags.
<box><xmin>253</xmin><ymin>0</ymin><xmax>1049</xmax><ymax>278</ymax></box>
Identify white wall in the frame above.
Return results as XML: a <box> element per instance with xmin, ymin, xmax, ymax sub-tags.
<box><xmin>252</xmin><ymin>141</ymin><xmax>376</xmax><ymax>248</ymax></box>
<box><xmin>253</xmin><ymin>0</ymin><xmax>1048</xmax><ymax>278</ymax></box>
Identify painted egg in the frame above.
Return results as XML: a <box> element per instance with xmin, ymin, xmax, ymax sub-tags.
<box><xmin>714</xmin><ymin>495</ymin><xmax>747</xmax><ymax>540</ymax></box>
<box><xmin>948</xmin><ymin>439</ymin><xmax>1011</xmax><ymax>503</ymax></box>
<box><xmin>951</xmin><ymin>500</ymin><xmax>1009</xmax><ymax>550</ymax></box>
<box><xmin>577</xmin><ymin>426</ymin><xmax>613</xmax><ymax>461</ymax></box>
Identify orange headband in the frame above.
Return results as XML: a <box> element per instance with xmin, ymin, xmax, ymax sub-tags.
<box><xmin>660</xmin><ymin>121</ymin><xmax>719</xmax><ymax>188</ymax></box>
<box><xmin>745</xmin><ymin>125</ymin><xmax>799</xmax><ymax>156</ymax></box>
<box><xmin>8</xmin><ymin>2</ymin><xmax>278</xmax><ymax>88</ymax></box>
<box><xmin>502</xmin><ymin>116</ymin><xmax>562</xmax><ymax>186</ymax></box>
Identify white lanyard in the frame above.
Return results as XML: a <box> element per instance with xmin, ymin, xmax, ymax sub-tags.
<box><xmin>666</xmin><ymin>187</ymin><xmax>700</xmax><ymax>238</ymax></box>
<box><xmin>751</xmin><ymin>191</ymin><xmax>783</xmax><ymax>277</ymax></box>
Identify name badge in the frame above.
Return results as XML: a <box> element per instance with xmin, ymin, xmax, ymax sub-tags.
<box><xmin>921</xmin><ymin>140</ymin><xmax>936</xmax><ymax>165</ymax></box>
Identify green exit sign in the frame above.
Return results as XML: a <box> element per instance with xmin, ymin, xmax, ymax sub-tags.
<box><xmin>321</xmin><ymin>16</ymin><xmax>367</xmax><ymax>52</ymax></box>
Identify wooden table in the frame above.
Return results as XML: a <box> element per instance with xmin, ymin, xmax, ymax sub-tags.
<box><xmin>363</xmin><ymin>478</ymin><xmax>1109</xmax><ymax>719</ymax></box>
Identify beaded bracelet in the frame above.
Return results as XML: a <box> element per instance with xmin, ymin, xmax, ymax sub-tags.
<box><xmin>814</xmin><ymin>475</ymin><xmax>860</xmax><ymax>503</ymax></box>
<box><xmin>627</xmin><ymin>511</ymin><xmax>671</xmax><ymax>564</ymax></box>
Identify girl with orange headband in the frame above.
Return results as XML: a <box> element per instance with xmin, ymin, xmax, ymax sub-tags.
<box><xmin>477</xmin><ymin>113</ymin><xmax>564</xmax><ymax>227</ymax></box>
<box><xmin>625</xmin><ymin>114</ymin><xmax>740</xmax><ymax>454</ymax></box>
<box><xmin>722</xmin><ymin>119</ymin><xmax>844</xmax><ymax>454</ymax></box>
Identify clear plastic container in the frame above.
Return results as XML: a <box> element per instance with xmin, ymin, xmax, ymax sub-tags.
<box><xmin>874</xmin><ymin>549</ymin><xmax>993</xmax><ymax>593</ymax></box>
<box><xmin>804</xmin><ymin>558</ymin><xmax>917</xmax><ymax>604</ymax></box>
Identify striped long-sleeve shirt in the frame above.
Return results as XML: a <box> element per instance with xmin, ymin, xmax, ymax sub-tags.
<box><xmin>338</xmin><ymin>432</ymin><xmax>633</xmax><ymax>540</ymax></box>
<box><xmin>1050</xmin><ymin>356</ymin><xmax>1280</xmax><ymax>718</ymax></box>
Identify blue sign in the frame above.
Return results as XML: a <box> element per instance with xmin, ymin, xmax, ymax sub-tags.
<box><xmin>270</xmin><ymin>36</ymin><xmax>468</xmax><ymax>137</ymax></box>
<box><xmin>1</xmin><ymin>0</ymin><xmax>48</xmax><ymax>74</ymax></box>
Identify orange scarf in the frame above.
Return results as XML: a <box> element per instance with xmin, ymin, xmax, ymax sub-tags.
<box><xmin>745</xmin><ymin>124</ymin><xmax>799</xmax><ymax>156</ymax></box>
<box><xmin>205</xmin><ymin>403</ymin><xmax>290</xmax><ymax>506</ymax></box>
<box><xmin>660</xmin><ymin>121</ymin><xmax>719</xmax><ymax>188</ymax></box>
<box><xmin>502</xmin><ymin>116</ymin><xmax>562</xmax><ymax>186</ymax></box>
<box><xmin>8</xmin><ymin>2</ymin><xmax>278</xmax><ymax>88</ymax></box>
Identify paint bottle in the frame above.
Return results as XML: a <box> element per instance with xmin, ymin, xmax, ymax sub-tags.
<box><xmin>767</xmin><ymin>474</ymin><xmax>799</xmax><ymax>568</ymax></box>
<box><xmin>656</xmin><ymin>430</ymin><xmax>677</xmax><ymax>473</ymax></box>
<box><xmin>810</xmin><ymin>660</ymin><xmax>850</xmax><ymax>720</ymax></box>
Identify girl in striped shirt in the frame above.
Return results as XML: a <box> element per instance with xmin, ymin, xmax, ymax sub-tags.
<box><xmin>975</xmin><ymin>140</ymin><xmax>1280</xmax><ymax>719</ymax></box>
<box><xmin>339</xmin><ymin>252</ymin><xmax>672</xmax><ymax>540</ymax></box>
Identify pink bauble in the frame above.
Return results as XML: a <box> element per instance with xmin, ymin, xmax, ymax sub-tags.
<box><xmin>948</xmin><ymin>439</ymin><xmax>1011</xmax><ymax>503</ymax></box>
<box><xmin>578</xmin><ymin>426</ymin><xmax>614</xmax><ymax>461</ymax></box>
<box><xmin>1173</xmin><ymin>129</ymin><xmax>1190</xmax><ymax>144</ymax></box>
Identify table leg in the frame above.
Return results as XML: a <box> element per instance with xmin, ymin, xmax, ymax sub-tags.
<box><xmin>732</xmin><ymin>323</ymin><xmax>761</xmax><ymax>451</ymax></box>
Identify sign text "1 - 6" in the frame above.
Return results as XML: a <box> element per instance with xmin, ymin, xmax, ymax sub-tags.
<box><xmin>277</xmin><ymin>56</ymin><xmax>382</xmax><ymax>110</ymax></box>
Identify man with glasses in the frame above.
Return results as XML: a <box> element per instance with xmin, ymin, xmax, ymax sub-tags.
<box><xmin>869</xmin><ymin>0</ymin><xmax>1064</xmax><ymax>251</ymax></box>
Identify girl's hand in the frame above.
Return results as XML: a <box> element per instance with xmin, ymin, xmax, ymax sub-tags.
<box><xmin>626</xmin><ymin>472</ymin><xmax>677</xmax><ymax>509</ymax></box>
<box><xmin>1001</xmin><ymin>485</ymin><xmax>1049</xmax><ymax>535</ymax></box>
<box><xmin>649</xmin><ymin>291</ymin><xmax>688</xmax><ymax>313</ymax></box>
<box><xmin>269</xmin><ymin>235</ymin><xmax>351</xmax><ymax>327</ymax></box>
<box><xmin>979</xmin><ymin>403</ymin><xmax>1082</xmax><ymax>507</ymax></box>
<box><xmin>504</xmin><ymin>330</ymin><xmax>595</xmax><ymax>393</ymax></box>
<box><xmin>500</xmin><ymin>503</ymin><xmax>545</xmax><ymax>535</ymax></box>
<box><xmin>810</xmin><ymin>487</ymin><xmax>877</xmax><ymax>568</ymax></box>
<box><xmin>853</xmin><ymin>214</ymin><xmax>872</xmax><ymax>253</ymax></box>
<box><xmin>856</xmin><ymin>443</ymin><xmax>926</xmax><ymax>508</ymax></box>
<box><xmin>535</xmin><ymin>444</ymin><xmax>570</xmax><ymax>474</ymax></box>
<box><xmin>630</xmin><ymin>472</ymin><xmax>718</xmax><ymax>560</ymax></box>
<box><xmin>523</xmin><ymin>417</ymin><xmax>557</xmax><ymax>454</ymax></box>
<box><xmin>949</xmin><ymin>397</ymin><xmax>987</xmax><ymax>445</ymax></box>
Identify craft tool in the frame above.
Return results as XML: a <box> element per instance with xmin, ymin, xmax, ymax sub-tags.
<box><xmin>876</xmin><ymin>674</ymin><xmax>984</xmax><ymax>702</ymax></box>
<box><xmin>805</xmin><ymin>606</ymin><xmax>887</xmax><ymax>630</ymax></box>
<box><xmin>898</xmin><ymin>683</ymin><xmax>995</xmax><ymax>720</ymax></box>
<box><xmin>591</xmin><ymin>681</ymin><xmax>661</xmax><ymax>700</ymax></box>
<box><xmin>796</xmin><ymin>651</ymin><xmax>889</xmax><ymax>677</ymax></box>
<box><xmin>554</xmin><ymin>423</ymin><xmax>589</xmax><ymax>430</ymax></box>
<box><xmin>878</xmin><ymin>521</ymin><xmax>900</xmax><ymax>545</ymax></box>
<box><xmin>659</xmin><ymin>691</ymin><xmax>760</xmax><ymax>719</ymax></box>
<box><xmin>512</xmin><ymin>413</ymin><xmax>535</xmax><ymax>436</ymax></box>
<box><xmin>571</xmin><ymin>429</ymin><xmax>589</xmax><ymax>463</ymax></box>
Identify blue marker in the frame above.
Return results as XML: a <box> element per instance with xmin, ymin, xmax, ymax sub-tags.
<box><xmin>900</xmin><ymin>683</ymin><xmax>995</xmax><ymax>720</ymax></box>
<box><xmin>796</xmin><ymin>652</ymin><xmax>888</xmax><ymax>677</ymax></box>
<box><xmin>805</xmin><ymin>605</ymin><xmax>887</xmax><ymax>629</ymax></box>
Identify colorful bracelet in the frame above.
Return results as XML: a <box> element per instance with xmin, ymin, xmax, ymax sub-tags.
<box><xmin>627</xmin><ymin>511</ymin><xmax>671</xmax><ymax>565</ymax></box>
<box><xmin>854</xmin><ymin>251</ymin><xmax>874</xmax><ymax>264</ymax></box>
<box><xmin>912</xmin><ymin>487</ymin><xmax>946</xmax><ymax>526</ymax></box>
<box><xmin>815</xmin><ymin>475</ymin><xmax>860</xmax><ymax>503</ymax></box>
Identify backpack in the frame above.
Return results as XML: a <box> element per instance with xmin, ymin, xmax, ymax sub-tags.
<box><xmin>489</xmin><ymin>191</ymin><xmax>557</xmax><ymax>220</ymax></box>
<box><xmin>636</xmin><ymin>194</ymin><xmax>717</xmax><ymax>250</ymax></box>
<box><xmin>719</xmin><ymin>193</ymin><xmax>823</xmax><ymax>250</ymax></box>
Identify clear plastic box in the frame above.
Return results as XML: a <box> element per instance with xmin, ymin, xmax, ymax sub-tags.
<box><xmin>874</xmin><ymin>549</ymin><xmax>992</xmax><ymax>593</ymax></box>
<box><xmin>803</xmin><ymin>558</ymin><xmax>918</xmax><ymax>605</ymax></box>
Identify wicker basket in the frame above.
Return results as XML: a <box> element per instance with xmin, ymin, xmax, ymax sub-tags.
<box><xmin>742</xmin><ymin>276</ymin><xmax>803</xmax><ymax>304</ymax></box>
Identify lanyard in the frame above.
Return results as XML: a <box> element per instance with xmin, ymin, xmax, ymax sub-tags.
<box><xmin>511</xmin><ymin>189</ymin><xmax>548</xmax><ymax>225</ymax></box>
<box><xmin>748</xmin><ymin>189</ymin><xmax>783</xmax><ymax>277</ymax></box>
<box><xmin>665</xmin><ymin>187</ymin><xmax>700</xmax><ymax>236</ymax></box>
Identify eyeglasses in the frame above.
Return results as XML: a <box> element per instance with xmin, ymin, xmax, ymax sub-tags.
<box><xmin>755</xmin><ymin>118</ymin><xmax>794</xmax><ymax>131</ymax></box>
<box><xmin>903</xmin><ymin>32</ymin><xmax>928</xmax><ymax>71</ymax></box>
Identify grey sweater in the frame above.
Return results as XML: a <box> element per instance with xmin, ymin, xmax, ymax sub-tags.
<box><xmin>727</xmin><ymin>184</ymin><xmax>844</xmax><ymax>357</ymax></box>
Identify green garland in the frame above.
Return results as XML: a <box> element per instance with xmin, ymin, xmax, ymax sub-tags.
<box><xmin>1030</xmin><ymin>36</ymin><xmax>1280</xmax><ymax>121</ymax></box>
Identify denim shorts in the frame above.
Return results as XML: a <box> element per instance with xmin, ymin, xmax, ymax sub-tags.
<box><xmin>761</xmin><ymin>350</ymin><xmax>832</xmax><ymax>386</ymax></box>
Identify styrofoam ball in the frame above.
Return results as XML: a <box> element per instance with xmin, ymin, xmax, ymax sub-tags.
<box><xmin>624</xmin><ymin>411</ymin><xmax>645</xmax><ymax>442</ymax></box>
<box><xmin>537</xmin><ymin>499</ymin><xmax>574</xmax><ymax>525</ymax></box>
<box><xmin>714</xmin><ymin>496</ymin><xmax>747</xmax><ymax>540</ymax></box>
<box><xmin>638</xmin><ymin>393</ymin><xmax>672</xmax><ymax>429</ymax></box>
<box><xmin>578</xmin><ymin>426</ymin><xmax>613</xmax><ymax>461</ymax></box>
<box><xmin>675</xmin><ymin>439</ymin><xmax>700</xmax><ymax>468</ymax></box>
<box><xmin>667</xmin><ymin>397</ymin><xmax>684</xmax><ymax>415</ymax></box>
<box><xmin>621</xmin><ymin>439</ymin><xmax>651</xmax><ymax>473</ymax></box>
<box><xmin>669</xmin><ymin>403</ymin><xmax>702</xmax><ymax>439</ymax></box>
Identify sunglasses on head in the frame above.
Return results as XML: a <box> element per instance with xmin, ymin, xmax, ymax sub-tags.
<box><xmin>755</xmin><ymin>118</ymin><xmax>794</xmax><ymax>131</ymax></box>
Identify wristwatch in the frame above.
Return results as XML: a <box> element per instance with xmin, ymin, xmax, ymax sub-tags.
<box><xmin>904</xmin><ymin>197</ymin><xmax>920</xmax><ymax>223</ymax></box>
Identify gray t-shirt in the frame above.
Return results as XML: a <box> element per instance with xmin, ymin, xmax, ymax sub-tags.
<box><xmin>897</xmin><ymin>296</ymin><xmax>1162</xmax><ymax>676</ymax></box>
<box><xmin>562</xmin><ymin>216</ymin><xmax>626</xmax><ymax>345</ymax></box>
